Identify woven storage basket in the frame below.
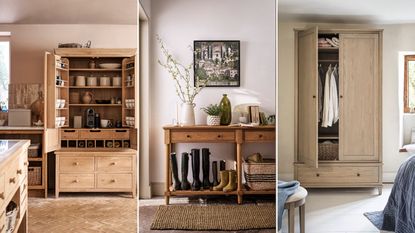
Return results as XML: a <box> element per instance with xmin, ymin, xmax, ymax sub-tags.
<box><xmin>318</xmin><ymin>143</ymin><xmax>338</xmax><ymax>160</ymax></box>
<box><xmin>28</xmin><ymin>143</ymin><xmax>41</xmax><ymax>158</ymax></box>
<box><xmin>243</xmin><ymin>159</ymin><xmax>276</xmax><ymax>191</ymax></box>
<box><xmin>28</xmin><ymin>167</ymin><xmax>42</xmax><ymax>185</ymax></box>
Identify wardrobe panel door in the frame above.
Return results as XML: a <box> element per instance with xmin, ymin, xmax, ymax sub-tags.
<box><xmin>339</xmin><ymin>33</ymin><xmax>380</xmax><ymax>161</ymax></box>
<box><xmin>297</xmin><ymin>27</ymin><xmax>318</xmax><ymax>168</ymax></box>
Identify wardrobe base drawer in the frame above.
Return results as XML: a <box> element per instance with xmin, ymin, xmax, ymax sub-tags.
<box><xmin>96</xmin><ymin>173</ymin><xmax>132</xmax><ymax>189</ymax></box>
<box><xmin>295</xmin><ymin>164</ymin><xmax>380</xmax><ymax>184</ymax></box>
<box><xmin>59</xmin><ymin>174</ymin><xmax>95</xmax><ymax>189</ymax></box>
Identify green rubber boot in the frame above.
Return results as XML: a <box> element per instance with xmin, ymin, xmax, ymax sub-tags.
<box><xmin>223</xmin><ymin>170</ymin><xmax>237</xmax><ymax>192</ymax></box>
<box><xmin>213</xmin><ymin>170</ymin><xmax>229</xmax><ymax>191</ymax></box>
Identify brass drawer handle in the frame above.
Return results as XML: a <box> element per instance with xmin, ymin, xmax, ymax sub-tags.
<box><xmin>17</xmin><ymin>169</ymin><xmax>22</xmax><ymax>175</ymax></box>
<box><xmin>0</xmin><ymin>192</ymin><xmax>4</xmax><ymax>200</ymax></box>
<box><xmin>316</xmin><ymin>173</ymin><xmax>320</xmax><ymax>177</ymax></box>
<box><xmin>357</xmin><ymin>173</ymin><xmax>361</xmax><ymax>177</ymax></box>
<box><xmin>9</xmin><ymin>177</ymin><xmax>16</xmax><ymax>184</ymax></box>
<box><xmin>110</xmin><ymin>162</ymin><xmax>117</xmax><ymax>166</ymax></box>
<box><xmin>110</xmin><ymin>179</ymin><xmax>116</xmax><ymax>183</ymax></box>
<box><xmin>73</xmin><ymin>162</ymin><xmax>80</xmax><ymax>166</ymax></box>
<box><xmin>73</xmin><ymin>179</ymin><xmax>79</xmax><ymax>183</ymax></box>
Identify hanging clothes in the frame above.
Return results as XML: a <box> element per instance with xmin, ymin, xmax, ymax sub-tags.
<box><xmin>318</xmin><ymin>64</ymin><xmax>324</xmax><ymax>121</ymax></box>
<box><xmin>330</xmin><ymin>65</ymin><xmax>339</xmax><ymax>125</ymax></box>
<box><xmin>321</xmin><ymin>65</ymin><xmax>333</xmax><ymax>127</ymax></box>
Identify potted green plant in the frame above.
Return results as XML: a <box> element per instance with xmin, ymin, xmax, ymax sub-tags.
<box><xmin>201</xmin><ymin>104</ymin><xmax>221</xmax><ymax>126</ymax></box>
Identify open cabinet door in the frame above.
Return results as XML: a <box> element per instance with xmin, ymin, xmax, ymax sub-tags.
<box><xmin>297</xmin><ymin>27</ymin><xmax>318</xmax><ymax>168</ymax></box>
<box><xmin>43</xmin><ymin>52</ymin><xmax>61</xmax><ymax>153</ymax></box>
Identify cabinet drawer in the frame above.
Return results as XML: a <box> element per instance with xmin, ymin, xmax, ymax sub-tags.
<box><xmin>96</xmin><ymin>173</ymin><xmax>132</xmax><ymax>189</ymax></box>
<box><xmin>113</xmin><ymin>130</ymin><xmax>130</xmax><ymax>140</ymax></box>
<box><xmin>96</xmin><ymin>157</ymin><xmax>132</xmax><ymax>172</ymax></box>
<box><xmin>59</xmin><ymin>174</ymin><xmax>95</xmax><ymax>189</ymax></box>
<box><xmin>5</xmin><ymin>159</ymin><xmax>19</xmax><ymax>198</ymax></box>
<box><xmin>245</xmin><ymin>131</ymin><xmax>275</xmax><ymax>142</ymax></box>
<box><xmin>59</xmin><ymin>157</ymin><xmax>94</xmax><ymax>172</ymax></box>
<box><xmin>61</xmin><ymin>130</ymin><xmax>79</xmax><ymax>139</ymax></box>
<box><xmin>171</xmin><ymin>131</ymin><xmax>235</xmax><ymax>142</ymax></box>
<box><xmin>79</xmin><ymin>130</ymin><xmax>114</xmax><ymax>139</ymax></box>
<box><xmin>297</xmin><ymin>165</ymin><xmax>379</xmax><ymax>184</ymax></box>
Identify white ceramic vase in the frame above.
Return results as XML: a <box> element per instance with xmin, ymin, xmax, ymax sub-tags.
<box><xmin>207</xmin><ymin>115</ymin><xmax>220</xmax><ymax>126</ymax></box>
<box><xmin>180</xmin><ymin>103</ymin><xmax>195</xmax><ymax>126</ymax></box>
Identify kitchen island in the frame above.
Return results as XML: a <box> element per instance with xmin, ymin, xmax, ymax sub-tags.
<box><xmin>0</xmin><ymin>140</ymin><xmax>29</xmax><ymax>233</ymax></box>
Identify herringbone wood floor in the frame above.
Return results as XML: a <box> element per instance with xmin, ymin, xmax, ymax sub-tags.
<box><xmin>28</xmin><ymin>194</ymin><xmax>137</xmax><ymax>233</ymax></box>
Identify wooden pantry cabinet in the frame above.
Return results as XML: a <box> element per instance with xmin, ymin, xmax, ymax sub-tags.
<box><xmin>294</xmin><ymin>27</ymin><xmax>383</xmax><ymax>193</ymax></box>
<box><xmin>43</xmin><ymin>49</ymin><xmax>138</xmax><ymax>198</ymax></box>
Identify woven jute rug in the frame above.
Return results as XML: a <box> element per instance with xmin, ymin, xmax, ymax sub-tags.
<box><xmin>150</xmin><ymin>204</ymin><xmax>276</xmax><ymax>231</ymax></box>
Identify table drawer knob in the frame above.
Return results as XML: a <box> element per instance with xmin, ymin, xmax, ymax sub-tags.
<box><xmin>259</xmin><ymin>134</ymin><xmax>263</xmax><ymax>138</ymax></box>
<box><xmin>357</xmin><ymin>173</ymin><xmax>361</xmax><ymax>177</ymax></box>
<box><xmin>9</xmin><ymin>177</ymin><xmax>15</xmax><ymax>183</ymax></box>
<box><xmin>24</xmin><ymin>162</ymin><xmax>28</xmax><ymax>166</ymax></box>
<box><xmin>110</xmin><ymin>162</ymin><xmax>117</xmax><ymax>166</ymax></box>
<box><xmin>73</xmin><ymin>179</ymin><xmax>79</xmax><ymax>183</ymax></box>
<box><xmin>217</xmin><ymin>135</ymin><xmax>222</xmax><ymax>138</ymax></box>
<box><xmin>73</xmin><ymin>162</ymin><xmax>79</xmax><ymax>166</ymax></box>
<box><xmin>0</xmin><ymin>192</ymin><xmax>4</xmax><ymax>200</ymax></box>
<box><xmin>17</xmin><ymin>169</ymin><xmax>22</xmax><ymax>175</ymax></box>
<box><xmin>316</xmin><ymin>173</ymin><xmax>320</xmax><ymax>177</ymax></box>
<box><xmin>186</xmin><ymin>135</ymin><xmax>191</xmax><ymax>138</ymax></box>
<box><xmin>111</xmin><ymin>179</ymin><xmax>116</xmax><ymax>183</ymax></box>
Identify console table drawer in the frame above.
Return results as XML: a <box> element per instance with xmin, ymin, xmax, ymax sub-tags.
<box><xmin>113</xmin><ymin>130</ymin><xmax>130</xmax><ymax>140</ymax></box>
<box><xmin>245</xmin><ymin>131</ymin><xmax>275</xmax><ymax>142</ymax></box>
<box><xmin>61</xmin><ymin>130</ymin><xmax>79</xmax><ymax>139</ymax></box>
<box><xmin>59</xmin><ymin>157</ymin><xmax>94</xmax><ymax>172</ymax></box>
<box><xmin>297</xmin><ymin>165</ymin><xmax>379</xmax><ymax>184</ymax></box>
<box><xmin>171</xmin><ymin>131</ymin><xmax>235</xmax><ymax>142</ymax></box>
<box><xmin>59</xmin><ymin>174</ymin><xmax>95</xmax><ymax>189</ymax></box>
<box><xmin>96</xmin><ymin>157</ymin><xmax>133</xmax><ymax>172</ymax></box>
<box><xmin>97</xmin><ymin>173</ymin><xmax>132</xmax><ymax>189</ymax></box>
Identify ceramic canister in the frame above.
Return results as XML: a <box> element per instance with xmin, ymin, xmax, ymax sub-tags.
<box><xmin>76</xmin><ymin>76</ymin><xmax>86</xmax><ymax>86</ymax></box>
<box><xmin>112</xmin><ymin>76</ymin><xmax>121</xmax><ymax>86</ymax></box>
<box><xmin>100</xmin><ymin>76</ymin><xmax>111</xmax><ymax>86</ymax></box>
<box><xmin>87</xmin><ymin>76</ymin><xmax>97</xmax><ymax>86</ymax></box>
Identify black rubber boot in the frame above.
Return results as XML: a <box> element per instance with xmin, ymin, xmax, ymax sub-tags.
<box><xmin>170</xmin><ymin>152</ymin><xmax>181</xmax><ymax>191</ymax></box>
<box><xmin>220</xmin><ymin>160</ymin><xmax>226</xmax><ymax>171</ymax></box>
<box><xmin>212</xmin><ymin>161</ymin><xmax>219</xmax><ymax>186</ymax></box>
<box><xmin>202</xmin><ymin>148</ymin><xmax>211</xmax><ymax>189</ymax></box>
<box><xmin>190</xmin><ymin>148</ymin><xmax>201</xmax><ymax>191</ymax></box>
<box><xmin>181</xmin><ymin>152</ymin><xmax>191</xmax><ymax>190</ymax></box>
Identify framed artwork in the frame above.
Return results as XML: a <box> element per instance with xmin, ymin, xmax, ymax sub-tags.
<box><xmin>193</xmin><ymin>40</ymin><xmax>240</xmax><ymax>87</ymax></box>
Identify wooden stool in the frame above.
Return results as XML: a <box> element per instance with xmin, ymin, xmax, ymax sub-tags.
<box><xmin>284</xmin><ymin>186</ymin><xmax>308</xmax><ymax>233</ymax></box>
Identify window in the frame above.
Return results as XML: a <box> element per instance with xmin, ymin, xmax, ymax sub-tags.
<box><xmin>0</xmin><ymin>36</ymin><xmax>10</xmax><ymax>112</ymax></box>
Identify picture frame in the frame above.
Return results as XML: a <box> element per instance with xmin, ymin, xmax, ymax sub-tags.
<box><xmin>193</xmin><ymin>40</ymin><xmax>240</xmax><ymax>87</ymax></box>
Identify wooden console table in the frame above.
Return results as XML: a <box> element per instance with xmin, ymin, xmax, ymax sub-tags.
<box><xmin>163</xmin><ymin>125</ymin><xmax>276</xmax><ymax>204</ymax></box>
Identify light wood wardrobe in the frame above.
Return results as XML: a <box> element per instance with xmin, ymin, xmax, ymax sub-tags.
<box><xmin>294</xmin><ymin>27</ymin><xmax>383</xmax><ymax>194</ymax></box>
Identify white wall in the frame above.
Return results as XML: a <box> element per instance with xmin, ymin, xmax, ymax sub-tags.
<box><xmin>150</xmin><ymin>0</ymin><xmax>276</xmax><ymax>185</ymax></box>
<box><xmin>278</xmin><ymin>21</ymin><xmax>413</xmax><ymax>181</ymax></box>
<box><xmin>0</xmin><ymin>24</ymin><xmax>137</xmax><ymax>84</ymax></box>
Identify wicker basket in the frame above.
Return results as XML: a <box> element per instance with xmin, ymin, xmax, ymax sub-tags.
<box><xmin>28</xmin><ymin>167</ymin><xmax>42</xmax><ymax>185</ymax></box>
<box><xmin>28</xmin><ymin>143</ymin><xmax>41</xmax><ymax>158</ymax></box>
<box><xmin>243</xmin><ymin>159</ymin><xmax>276</xmax><ymax>191</ymax></box>
<box><xmin>318</xmin><ymin>143</ymin><xmax>339</xmax><ymax>160</ymax></box>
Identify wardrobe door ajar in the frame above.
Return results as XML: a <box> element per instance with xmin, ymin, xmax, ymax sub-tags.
<box><xmin>339</xmin><ymin>33</ymin><xmax>381</xmax><ymax>161</ymax></box>
<box><xmin>297</xmin><ymin>27</ymin><xmax>319</xmax><ymax>168</ymax></box>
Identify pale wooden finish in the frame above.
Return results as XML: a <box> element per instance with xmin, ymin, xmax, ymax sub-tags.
<box><xmin>54</xmin><ymin>48</ymin><xmax>136</xmax><ymax>57</ymax></box>
<box><xmin>163</xmin><ymin>125</ymin><xmax>276</xmax><ymax>205</ymax></box>
<box><xmin>61</xmin><ymin>129</ymin><xmax>79</xmax><ymax>139</ymax></box>
<box><xmin>339</xmin><ymin>33</ymin><xmax>380</xmax><ymax>161</ymax></box>
<box><xmin>294</xmin><ymin>28</ymin><xmax>383</xmax><ymax>192</ymax></box>
<box><xmin>297</xmin><ymin>26</ymin><xmax>318</xmax><ymax>168</ymax></box>
<box><xmin>55</xmin><ymin>150</ymin><xmax>136</xmax><ymax>198</ymax></box>
<box><xmin>0</xmin><ymin>140</ymin><xmax>29</xmax><ymax>233</ymax></box>
<box><xmin>79</xmin><ymin>130</ymin><xmax>114</xmax><ymax>139</ymax></box>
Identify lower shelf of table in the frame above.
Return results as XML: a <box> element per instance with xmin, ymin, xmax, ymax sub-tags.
<box><xmin>166</xmin><ymin>189</ymin><xmax>275</xmax><ymax>196</ymax></box>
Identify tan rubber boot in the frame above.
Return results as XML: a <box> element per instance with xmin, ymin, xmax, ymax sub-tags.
<box><xmin>213</xmin><ymin>170</ymin><xmax>229</xmax><ymax>191</ymax></box>
<box><xmin>223</xmin><ymin>170</ymin><xmax>237</xmax><ymax>192</ymax></box>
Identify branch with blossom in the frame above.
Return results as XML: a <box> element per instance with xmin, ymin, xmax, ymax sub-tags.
<box><xmin>157</xmin><ymin>35</ymin><xmax>209</xmax><ymax>104</ymax></box>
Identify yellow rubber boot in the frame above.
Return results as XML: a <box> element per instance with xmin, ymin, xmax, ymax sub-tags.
<box><xmin>223</xmin><ymin>170</ymin><xmax>237</xmax><ymax>192</ymax></box>
<box><xmin>213</xmin><ymin>170</ymin><xmax>229</xmax><ymax>191</ymax></box>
